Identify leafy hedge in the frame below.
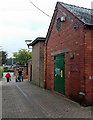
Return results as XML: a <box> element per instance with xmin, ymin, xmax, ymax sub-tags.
<box><xmin>3</xmin><ymin>66</ymin><xmax>8</xmax><ymax>72</ymax></box>
<box><xmin>3</xmin><ymin>66</ymin><xmax>14</xmax><ymax>72</ymax></box>
<box><xmin>0</xmin><ymin>67</ymin><xmax>3</xmax><ymax>80</ymax></box>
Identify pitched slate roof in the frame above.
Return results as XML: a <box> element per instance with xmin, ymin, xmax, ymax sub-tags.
<box><xmin>59</xmin><ymin>2</ymin><xmax>93</xmax><ymax>25</ymax></box>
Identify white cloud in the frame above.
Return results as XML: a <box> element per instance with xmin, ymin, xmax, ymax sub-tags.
<box><xmin>0</xmin><ymin>26</ymin><xmax>31</xmax><ymax>37</ymax></box>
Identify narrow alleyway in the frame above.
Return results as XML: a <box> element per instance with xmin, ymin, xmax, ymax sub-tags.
<box><xmin>2</xmin><ymin>73</ymin><xmax>92</xmax><ymax>118</ymax></box>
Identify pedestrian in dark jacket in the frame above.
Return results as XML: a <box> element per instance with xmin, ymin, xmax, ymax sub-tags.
<box><xmin>5</xmin><ymin>73</ymin><xmax>11</xmax><ymax>82</ymax></box>
<box><xmin>18</xmin><ymin>68</ymin><xmax>23</xmax><ymax>82</ymax></box>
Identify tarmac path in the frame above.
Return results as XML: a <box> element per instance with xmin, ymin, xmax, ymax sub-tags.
<box><xmin>1</xmin><ymin>72</ymin><xmax>92</xmax><ymax>119</ymax></box>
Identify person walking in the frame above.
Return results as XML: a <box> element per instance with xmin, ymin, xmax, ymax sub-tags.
<box><xmin>18</xmin><ymin>68</ymin><xmax>23</xmax><ymax>82</ymax></box>
<box><xmin>5</xmin><ymin>73</ymin><xmax>11</xmax><ymax>82</ymax></box>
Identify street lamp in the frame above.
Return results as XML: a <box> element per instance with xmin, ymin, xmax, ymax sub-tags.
<box><xmin>25</xmin><ymin>40</ymin><xmax>32</xmax><ymax>49</ymax></box>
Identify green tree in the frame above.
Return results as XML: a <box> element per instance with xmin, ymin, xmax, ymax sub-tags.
<box><xmin>13</xmin><ymin>49</ymin><xmax>32</xmax><ymax>66</ymax></box>
<box><xmin>0</xmin><ymin>51</ymin><xmax>7</xmax><ymax>65</ymax></box>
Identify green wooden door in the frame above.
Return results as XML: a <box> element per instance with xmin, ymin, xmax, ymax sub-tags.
<box><xmin>54</xmin><ymin>54</ymin><xmax>65</xmax><ymax>95</ymax></box>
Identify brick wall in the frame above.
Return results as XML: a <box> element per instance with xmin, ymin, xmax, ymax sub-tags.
<box><xmin>28</xmin><ymin>59</ymin><xmax>32</xmax><ymax>81</ymax></box>
<box><xmin>32</xmin><ymin>41</ymin><xmax>45</xmax><ymax>87</ymax></box>
<box><xmin>39</xmin><ymin>41</ymin><xmax>45</xmax><ymax>87</ymax></box>
<box><xmin>32</xmin><ymin>43</ymin><xmax>40</xmax><ymax>85</ymax></box>
<box><xmin>44</xmin><ymin>3</ymin><xmax>93</xmax><ymax>104</ymax></box>
<box><xmin>14</xmin><ymin>68</ymin><xmax>19</xmax><ymax>76</ymax></box>
<box><xmin>84</xmin><ymin>28</ymin><xmax>93</xmax><ymax>104</ymax></box>
<box><xmin>14</xmin><ymin>66</ymin><xmax>28</xmax><ymax>79</ymax></box>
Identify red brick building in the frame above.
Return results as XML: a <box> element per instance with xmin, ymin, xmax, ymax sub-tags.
<box><xmin>44</xmin><ymin>2</ymin><xmax>93</xmax><ymax>105</ymax></box>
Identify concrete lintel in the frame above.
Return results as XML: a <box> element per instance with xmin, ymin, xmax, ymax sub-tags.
<box><xmin>51</xmin><ymin>48</ymin><xmax>70</xmax><ymax>56</ymax></box>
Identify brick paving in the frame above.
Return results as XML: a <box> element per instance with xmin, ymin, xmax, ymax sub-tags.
<box><xmin>2</xmin><ymin>73</ymin><xmax>92</xmax><ymax>119</ymax></box>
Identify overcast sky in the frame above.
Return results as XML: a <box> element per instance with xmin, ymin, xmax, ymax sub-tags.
<box><xmin>0</xmin><ymin>0</ymin><xmax>93</xmax><ymax>58</ymax></box>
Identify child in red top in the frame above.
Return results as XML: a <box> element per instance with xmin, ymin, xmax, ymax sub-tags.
<box><xmin>5</xmin><ymin>73</ymin><xmax>11</xmax><ymax>82</ymax></box>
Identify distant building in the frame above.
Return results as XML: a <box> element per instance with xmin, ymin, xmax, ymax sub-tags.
<box><xmin>28</xmin><ymin>59</ymin><xmax>32</xmax><ymax>81</ymax></box>
<box><xmin>14</xmin><ymin>66</ymin><xmax>28</xmax><ymax>79</ymax></box>
<box><xmin>44</xmin><ymin>2</ymin><xmax>93</xmax><ymax>105</ymax></box>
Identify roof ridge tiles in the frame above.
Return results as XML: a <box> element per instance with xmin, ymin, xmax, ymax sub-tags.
<box><xmin>59</xmin><ymin>2</ymin><xmax>92</xmax><ymax>11</ymax></box>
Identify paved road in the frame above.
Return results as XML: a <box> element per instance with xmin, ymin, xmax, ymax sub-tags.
<box><xmin>2</xmin><ymin>72</ymin><xmax>92</xmax><ymax>118</ymax></box>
